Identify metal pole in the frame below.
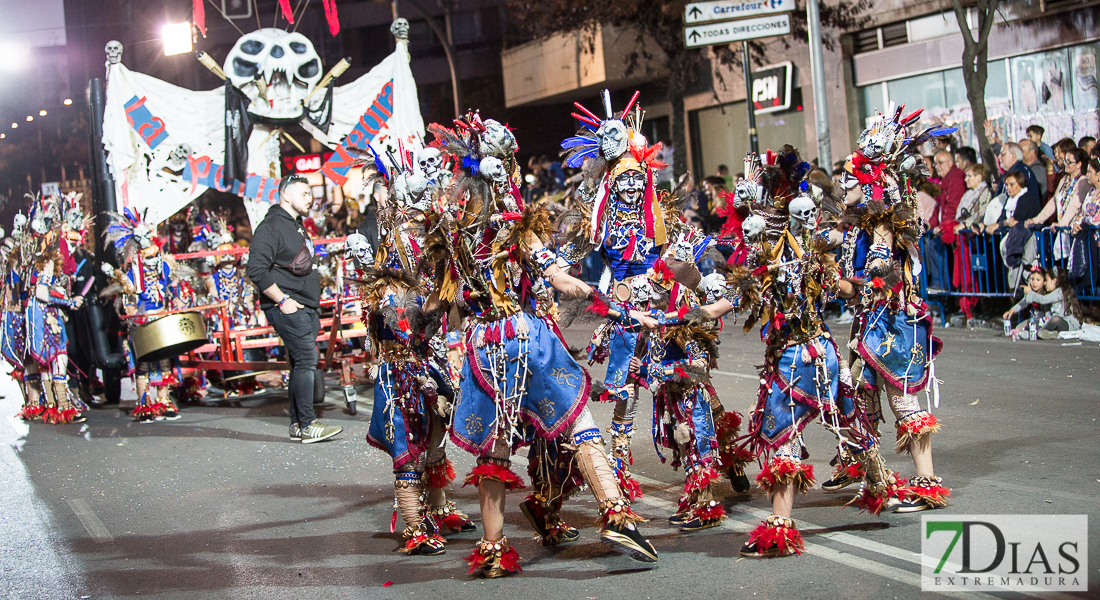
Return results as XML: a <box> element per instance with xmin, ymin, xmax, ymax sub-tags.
<box><xmin>806</xmin><ymin>0</ymin><xmax>832</xmax><ymax>170</ymax></box>
<box><xmin>742</xmin><ymin>40</ymin><xmax>758</xmax><ymax>154</ymax></box>
<box><xmin>399</xmin><ymin>0</ymin><xmax>462</xmax><ymax>118</ymax></box>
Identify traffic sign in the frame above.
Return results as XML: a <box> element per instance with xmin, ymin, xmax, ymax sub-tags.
<box><xmin>684</xmin><ymin>0</ymin><xmax>796</xmax><ymax>25</ymax></box>
<box><xmin>684</xmin><ymin>13</ymin><xmax>791</xmax><ymax>48</ymax></box>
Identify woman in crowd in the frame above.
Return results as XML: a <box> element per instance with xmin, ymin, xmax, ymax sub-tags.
<box><xmin>1026</xmin><ymin>147</ymin><xmax>1093</xmax><ymax>260</ymax></box>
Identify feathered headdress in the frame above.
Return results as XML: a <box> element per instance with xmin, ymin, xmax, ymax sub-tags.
<box><xmin>561</xmin><ymin>89</ymin><xmax>666</xmax><ymax>248</ymax></box>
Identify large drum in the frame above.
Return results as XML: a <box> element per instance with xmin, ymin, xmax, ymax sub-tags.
<box><xmin>130</xmin><ymin>312</ymin><xmax>208</xmax><ymax>362</ymax></box>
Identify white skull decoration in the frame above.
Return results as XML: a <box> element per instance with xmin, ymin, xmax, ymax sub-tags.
<box><xmin>733</xmin><ymin>179</ymin><xmax>763</xmax><ymax>207</ymax></box>
<box><xmin>166</xmin><ymin>143</ymin><xmax>193</xmax><ymax>171</ymax></box>
<box><xmin>105</xmin><ymin>41</ymin><xmax>123</xmax><ymax>65</ymax></box>
<box><xmin>597</xmin><ymin>119</ymin><xmax>628</xmax><ymax>160</ymax></box>
<box><xmin>223</xmin><ymin>28</ymin><xmax>322</xmax><ymax>122</ymax></box>
<box><xmin>672</xmin><ymin>239</ymin><xmax>694</xmax><ymax>262</ymax></box>
<box><xmin>12</xmin><ymin>213</ymin><xmax>27</xmax><ymax>235</ymax></box>
<box><xmin>101</xmin><ymin>263</ymin><xmax>115</xmax><ymax>278</ymax></box>
<box><xmin>480</xmin><ymin>120</ymin><xmax>517</xmax><ymax>159</ymax></box>
<box><xmin>344</xmin><ymin>233</ymin><xmax>372</xmax><ymax>266</ymax></box>
<box><xmin>699</xmin><ymin>273</ymin><xmax>727</xmax><ymax>304</ymax></box>
<box><xmin>133</xmin><ymin>223</ymin><xmax>154</xmax><ymax>249</ymax></box>
<box><xmin>630</xmin><ymin>276</ymin><xmax>655</xmax><ymax>305</ymax></box>
<box><xmin>390</xmin><ymin>18</ymin><xmax>410</xmax><ymax>40</ymax></box>
<box><xmin>479</xmin><ymin>156</ymin><xmax>508</xmax><ymax>186</ymax></box>
<box><xmin>416</xmin><ymin>147</ymin><xmax>443</xmax><ymax>180</ymax></box>
<box><xmin>742</xmin><ymin>215</ymin><xmax>766</xmax><ymax>241</ymax></box>
<box><xmin>394</xmin><ymin>172</ymin><xmax>430</xmax><ymax>210</ymax></box>
<box><xmin>788</xmin><ymin>195</ymin><xmax>819</xmax><ymax>230</ymax></box>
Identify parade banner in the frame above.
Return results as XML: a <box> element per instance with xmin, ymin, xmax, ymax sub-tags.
<box><xmin>102</xmin><ymin>63</ymin><xmax>226</xmax><ymax>227</ymax></box>
<box><xmin>102</xmin><ymin>39</ymin><xmax>424</xmax><ymax>227</ymax></box>
<box><xmin>319</xmin><ymin>40</ymin><xmax>424</xmax><ymax>186</ymax></box>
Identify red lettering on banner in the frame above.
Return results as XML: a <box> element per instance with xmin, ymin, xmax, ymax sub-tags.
<box><xmin>123</xmin><ymin>96</ymin><xmax>148</xmax><ymax>126</ymax></box>
<box><xmin>137</xmin><ymin>118</ymin><xmax>166</xmax><ymax>146</ymax></box>
<box><xmin>214</xmin><ymin>166</ymin><xmax>231</xmax><ymax>192</ymax></box>
<box><xmin>359</xmin><ymin>111</ymin><xmax>381</xmax><ymax>135</ymax></box>
<box><xmin>320</xmin><ymin>144</ymin><xmax>355</xmax><ymax>186</ymax></box>
<box><xmin>371</xmin><ymin>97</ymin><xmax>392</xmax><ymax>119</ymax></box>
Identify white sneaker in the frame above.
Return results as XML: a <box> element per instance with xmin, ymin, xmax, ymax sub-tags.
<box><xmin>300</xmin><ymin>420</ymin><xmax>342</xmax><ymax>444</ymax></box>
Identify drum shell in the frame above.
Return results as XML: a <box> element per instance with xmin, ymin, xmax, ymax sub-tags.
<box><xmin>130</xmin><ymin>312</ymin><xmax>208</xmax><ymax>362</ymax></box>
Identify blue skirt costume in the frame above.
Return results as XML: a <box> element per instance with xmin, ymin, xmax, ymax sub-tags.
<box><xmin>450</xmin><ymin>313</ymin><xmax>590</xmax><ymax>455</ymax></box>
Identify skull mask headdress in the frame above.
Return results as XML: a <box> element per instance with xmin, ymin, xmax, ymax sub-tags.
<box><xmin>223</xmin><ymin>28</ymin><xmax>322</xmax><ymax>122</ymax></box>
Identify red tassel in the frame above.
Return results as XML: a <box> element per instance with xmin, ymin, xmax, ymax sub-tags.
<box><xmin>752</xmin><ymin>265</ymin><xmax>769</xmax><ymax>277</ymax></box>
<box><xmin>277</xmin><ymin>0</ymin><xmax>295</xmax><ymax>24</ymax></box>
<box><xmin>321</xmin><ymin>0</ymin><xmax>340</xmax><ymax>35</ymax></box>
<box><xmin>502</xmin><ymin>211</ymin><xmax>522</xmax><ymax>221</ymax></box>
<box><xmin>440</xmin><ymin>514</ymin><xmax>469</xmax><ymax>531</ymax></box>
<box><xmin>425</xmin><ymin>459</ymin><xmax>457</xmax><ymax>489</ymax></box>
<box><xmin>694</xmin><ymin>503</ymin><xmax>725</xmax><ymax>521</ymax></box>
<box><xmin>41</xmin><ymin>407</ymin><xmax>61</xmax><ymax>424</ymax></box>
<box><xmin>193</xmin><ymin>0</ymin><xmax>206</xmax><ymax>37</ymax></box>
<box><xmin>18</xmin><ymin>405</ymin><xmax>43</xmax><ymax>420</ymax></box>
<box><xmin>463</xmin><ymin>463</ymin><xmax>526</xmax><ymax>491</ymax></box>
<box><xmin>747</xmin><ymin>521</ymin><xmax>804</xmax><ymax>555</ymax></box>
<box><xmin>390</xmin><ymin>507</ymin><xmax>398</xmax><ymax>533</ymax></box>
<box><xmin>618</xmin><ymin>470</ymin><xmax>644</xmax><ymax>502</ymax></box>
<box><xmin>504</xmin><ymin>319</ymin><xmax>515</xmax><ymax>339</ymax></box>
<box><xmin>586</xmin><ymin>292</ymin><xmax>611</xmax><ymax>317</ymax></box>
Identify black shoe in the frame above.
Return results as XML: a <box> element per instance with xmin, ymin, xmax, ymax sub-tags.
<box><xmin>668</xmin><ymin>512</ymin><xmax>689</xmax><ymax>525</ymax></box>
<box><xmin>729</xmin><ymin>466</ymin><xmax>752</xmax><ymax>493</ymax></box>
<box><xmin>821</xmin><ymin>474</ymin><xmax>859</xmax><ymax>492</ymax></box>
<box><xmin>136</xmin><ymin>413</ymin><xmax>157</xmax><ymax>424</ymax></box>
<box><xmin>69</xmin><ymin>412</ymin><xmax>87</xmax><ymax>424</ymax></box>
<box><xmin>520</xmin><ymin>498</ymin><xmax>578</xmax><ymax>546</ymax></box>
<box><xmin>160</xmin><ymin>410</ymin><xmax>182</xmax><ymax>421</ymax></box>
<box><xmin>408</xmin><ymin>538</ymin><xmax>446</xmax><ymax>556</ymax></box>
<box><xmin>894</xmin><ymin>498</ymin><xmax>932</xmax><ymax>513</ymax></box>
<box><xmin>600</xmin><ymin>523</ymin><xmax>658</xmax><ymax>563</ymax></box>
<box><xmin>739</xmin><ymin>540</ymin><xmax>795</xmax><ymax>558</ymax></box>
<box><xmin>679</xmin><ymin>516</ymin><xmax>721</xmax><ymax>532</ymax></box>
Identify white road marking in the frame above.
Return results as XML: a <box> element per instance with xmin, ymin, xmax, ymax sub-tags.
<box><xmin>710</xmin><ymin>370</ymin><xmax>759</xmax><ymax>380</ymax></box>
<box><xmin>67</xmin><ymin>498</ymin><xmax>114</xmax><ymax>543</ymax></box>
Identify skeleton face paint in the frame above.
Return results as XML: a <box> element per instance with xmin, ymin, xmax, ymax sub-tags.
<box><xmin>223</xmin><ymin>29</ymin><xmax>322</xmax><ymax>122</ymax></box>
<box><xmin>613</xmin><ymin>170</ymin><xmax>645</xmax><ymax>206</ymax></box>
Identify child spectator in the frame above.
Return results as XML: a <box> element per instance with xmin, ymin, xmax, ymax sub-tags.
<box><xmin>1003</xmin><ymin>267</ymin><xmax>1081</xmax><ymax>339</ymax></box>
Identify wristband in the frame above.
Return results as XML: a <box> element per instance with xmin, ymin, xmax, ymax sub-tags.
<box><xmin>277</xmin><ymin>296</ymin><xmax>289</xmax><ymax>307</ymax></box>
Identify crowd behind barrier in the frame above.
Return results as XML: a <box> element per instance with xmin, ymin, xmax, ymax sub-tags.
<box><xmin>918</xmin><ymin>226</ymin><xmax>1100</xmax><ymax>323</ymax></box>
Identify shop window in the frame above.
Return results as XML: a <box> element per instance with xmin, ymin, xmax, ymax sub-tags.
<box><xmin>887</xmin><ymin>72</ymin><xmax>946</xmax><ymax>113</ymax></box>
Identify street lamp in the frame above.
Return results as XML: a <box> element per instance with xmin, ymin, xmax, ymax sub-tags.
<box><xmin>39</xmin><ymin>110</ymin><xmax>47</xmax><ymax>116</ymax></box>
<box><xmin>25</xmin><ymin>116</ymin><xmax>32</xmax><ymax>122</ymax></box>
<box><xmin>162</xmin><ymin>22</ymin><xmax>193</xmax><ymax>56</ymax></box>
<box><xmin>0</xmin><ymin>41</ymin><xmax>29</xmax><ymax>73</ymax></box>
<box><xmin>10</xmin><ymin>123</ymin><xmax>17</xmax><ymax>129</ymax></box>
<box><xmin>63</xmin><ymin>99</ymin><xmax>72</xmax><ymax>105</ymax></box>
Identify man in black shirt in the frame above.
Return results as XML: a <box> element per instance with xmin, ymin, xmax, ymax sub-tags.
<box><xmin>247</xmin><ymin>175</ymin><xmax>341</xmax><ymax>444</ymax></box>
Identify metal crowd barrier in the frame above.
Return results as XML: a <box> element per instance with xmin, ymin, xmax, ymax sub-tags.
<box><xmin>918</xmin><ymin>226</ymin><xmax>1100</xmax><ymax>319</ymax></box>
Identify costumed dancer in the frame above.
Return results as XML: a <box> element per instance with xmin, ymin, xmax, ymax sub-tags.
<box><xmin>426</xmin><ymin>112</ymin><xmax>658</xmax><ymax>577</ymax></box>
<box><xmin>700</xmin><ymin>148</ymin><xmax>901</xmax><ymax>557</ymax></box>
<box><xmin>3</xmin><ymin>213</ymin><xmax>39</xmax><ymax>419</ymax></box>
<box><xmin>555</xmin><ymin>91</ymin><xmax>750</xmax><ymax>500</ymax></box>
<box><xmin>347</xmin><ymin>148</ymin><xmax>476</xmax><ymax>556</ymax></box>
<box><xmin>102</xmin><ymin>209</ymin><xmax>183</xmax><ymax>422</ymax></box>
<box><xmin>831</xmin><ymin>107</ymin><xmax>950</xmax><ymax>513</ymax></box>
<box><xmin>24</xmin><ymin>194</ymin><xmax>90</xmax><ymax>424</ymax></box>
<box><xmin>201</xmin><ymin>217</ymin><xmax>259</xmax><ymax>397</ymax></box>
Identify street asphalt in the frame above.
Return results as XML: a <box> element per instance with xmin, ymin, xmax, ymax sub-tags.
<box><xmin>1</xmin><ymin>321</ymin><xmax>1097</xmax><ymax>599</ymax></box>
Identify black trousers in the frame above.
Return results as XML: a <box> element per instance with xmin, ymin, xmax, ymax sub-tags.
<box><xmin>265</xmin><ymin>307</ymin><xmax>321</xmax><ymax>426</ymax></box>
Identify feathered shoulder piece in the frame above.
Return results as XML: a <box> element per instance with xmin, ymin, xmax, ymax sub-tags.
<box><xmin>354</xmin><ymin>265</ymin><xmax>422</xmax><ymax>312</ymax></box>
<box><xmin>499</xmin><ymin>199</ymin><xmax>555</xmax><ymax>259</ymax></box>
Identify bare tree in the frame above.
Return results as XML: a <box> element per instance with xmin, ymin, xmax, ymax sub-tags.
<box><xmin>950</xmin><ymin>0</ymin><xmax>1000</xmax><ymax>171</ymax></box>
<box><xmin>506</xmin><ymin>0</ymin><xmax>870</xmax><ymax>176</ymax></box>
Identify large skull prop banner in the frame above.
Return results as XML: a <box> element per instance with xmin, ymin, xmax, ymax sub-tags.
<box><xmin>223</xmin><ymin>28</ymin><xmax>322</xmax><ymax>122</ymax></box>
